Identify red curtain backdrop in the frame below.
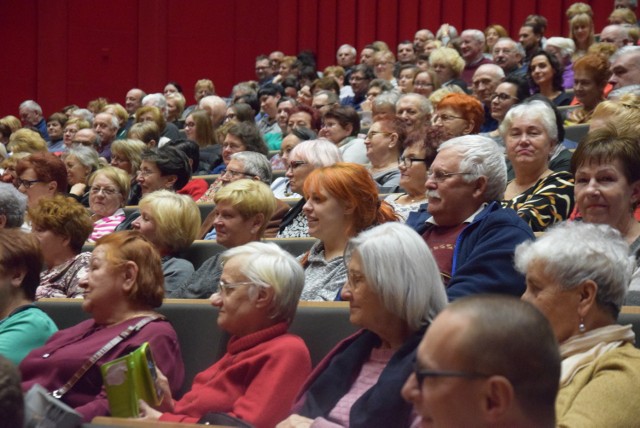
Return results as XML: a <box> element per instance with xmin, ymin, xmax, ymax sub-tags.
<box><xmin>0</xmin><ymin>0</ymin><xmax>614</xmax><ymax>116</ymax></box>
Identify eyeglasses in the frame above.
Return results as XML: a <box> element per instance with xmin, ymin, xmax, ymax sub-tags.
<box><xmin>414</xmin><ymin>363</ymin><xmax>490</xmax><ymax>387</ymax></box>
<box><xmin>222</xmin><ymin>168</ymin><xmax>254</xmax><ymax>179</ymax></box>
<box><xmin>432</xmin><ymin>114</ymin><xmax>466</xmax><ymax>124</ymax></box>
<box><xmin>90</xmin><ymin>186</ymin><xmax>118</xmax><ymax>196</ymax></box>
<box><xmin>16</xmin><ymin>178</ymin><xmax>41</xmax><ymax>189</ymax></box>
<box><xmin>366</xmin><ymin>131</ymin><xmax>391</xmax><ymax>139</ymax></box>
<box><xmin>184</xmin><ymin>121</ymin><xmax>196</xmax><ymax>128</ymax></box>
<box><xmin>218</xmin><ymin>281</ymin><xmax>256</xmax><ymax>295</ymax></box>
<box><xmin>287</xmin><ymin>160</ymin><xmax>309</xmax><ymax>170</ymax></box>
<box><xmin>414</xmin><ymin>81</ymin><xmax>434</xmax><ymax>88</ymax></box>
<box><xmin>427</xmin><ymin>169</ymin><xmax>472</xmax><ymax>182</ymax></box>
<box><xmin>399</xmin><ymin>156</ymin><xmax>428</xmax><ymax>168</ymax></box>
<box><xmin>349</xmin><ymin>75</ymin><xmax>366</xmax><ymax>82</ymax></box>
<box><xmin>137</xmin><ymin>169</ymin><xmax>156</xmax><ymax>178</ymax></box>
<box><xmin>490</xmin><ymin>93</ymin><xmax>518</xmax><ymax>102</ymax></box>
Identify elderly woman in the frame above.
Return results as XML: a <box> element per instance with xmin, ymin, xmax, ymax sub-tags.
<box><xmin>516</xmin><ymin>221</ymin><xmax>640</xmax><ymax>426</ymax></box>
<box><xmin>128</xmin><ymin>121</ymin><xmax>161</xmax><ymax>148</ymax></box>
<box><xmin>299</xmin><ymin>163</ymin><xmax>398</xmax><ymax>301</ymax></box>
<box><xmin>136</xmin><ymin>146</ymin><xmax>191</xmax><ymax>197</ymax></box>
<box><xmin>566</xmin><ymin>54</ymin><xmax>611</xmax><ymax>125</ymax></box>
<box><xmin>20</xmin><ymin>231</ymin><xmax>184</xmax><ymax>422</ymax></box>
<box><xmin>132</xmin><ymin>190</ymin><xmax>200</xmax><ymax>294</ymax></box>
<box><xmin>30</xmin><ymin>195</ymin><xmax>93</xmax><ymax>299</ymax></box>
<box><xmin>0</xmin><ymin>229</ymin><xmax>57</xmax><ymax>365</ymax></box>
<box><xmin>364</xmin><ymin>115</ymin><xmax>403</xmax><ymax>192</ymax></box>
<box><xmin>320</xmin><ymin>105</ymin><xmax>367</xmax><ymax>164</ymax></box>
<box><xmin>412</xmin><ymin>69</ymin><xmax>440</xmax><ymax>99</ymax></box>
<box><xmin>62</xmin><ymin>118</ymin><xmax>90</xmax><ymax>150</ymax></box>
<box><xmin>373</xmin><ymin>51</ymin><xmax>397</xmax><ymax>87</ymax></box>
<box><xmin>277</xmin><ymin>139</ymin><xmax>342</xmax><ymax>238</ymax></box>
<box><xmin>87</xmin><ymin>166</ymin><xmax>129</xmax><ymax>242</ymax></box>
<box><xmin>63</xmin><ymin>145</ymin><xmax>101</xmax><ymax>205</ymax></box>
<box><xmin>428</xmin><ymin>47</ymin><xmax>467</xmax><ymax>92</ymax></box>
<box><xmin>432</xmin><ymin>93</ymin><xmax>484</xmax><ymax>143</ymax></box>
<box><xmin>480</xmin><ymin>75</ymin><xmax>530</xmax><ymax>146</ymax></box>
<box><xmin>279</xmin><ymin>222</ymin><xmax>447</xmax><ymax>427</ymax></box>
<box><xmin>140</xmin><ymin>242</ymin><xmax>311</xmax><ymax>427</ymax></box>
<box><xmin>46</xmin><ymin>112</ymin><xmax>67</xmax><ymax>152</ymax></box>
<box><xmin>7</xmin><ymin>129</ymin><xmax>47</xmax><ymax>155</ymax></box>
<box><xmin>271</xmin><ymin>127</ymin><xmax>317</xmax><ymax>195</ymax></box>
<box><xmin>0</xmin><ymin>182</ymin><xmax>27</xmax><ymax>228</ymax></box>
<box><xmin>528</xmin><ymin>50</ymin><xmax>572</xmax><ymax>106</ymax></box>
<box><xmin>501</xmin><ymin>100</ymin><xmax>574</xmax><ymax>231</ymax></box>
<box><xmin>16</xmin><ymin>152</ymin><xmax>67</xmax><ymax>210</ymax></box>
<box><xmin>545</xmin><ymin>37</ymin><xmax>576</xmax><ymax>90</ymax></box>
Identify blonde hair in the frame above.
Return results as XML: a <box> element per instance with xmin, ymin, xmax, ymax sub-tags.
<box><xmin>213</xmin><ymin>179</ymin><xmax>276</xmax><ymax>237</ymax></box>
<box><xmin>429</xmin><ymin>47</ymin><xmax>465</xmax><ymax>76</ymax></box>
<box><xmin>111</xmin><ymin>139</ymin><xmax>147</xmax><ymax>175</ymax></box>
<box><xmin>7</xmin><ymin>129</ymin><xmax>47</xmax><ymax>154</ymax></box>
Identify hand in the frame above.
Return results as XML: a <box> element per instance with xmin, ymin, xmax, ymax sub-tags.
<box><xmin>137</xmin><ymin>399</ymin><xmax>162</xmax><ymax>420</ymax></box>
<box><xmin>276</xmin><ymin>414</ymin><xmax>314</xmax><ymax>428</ymax></box>
<box><xmin>69</xmin><ymin>182</ymin><xmax>87</xmax><ymax>196</ymax></box>
<box><xmin>154</xmin><ymin>368</ymin><xmax>174</xmax><ymax>413</ymax></box>
<box><xmin>360</xmin><ymin>99</ymin><xmax>372</xmax><ymax>112</ymax></box>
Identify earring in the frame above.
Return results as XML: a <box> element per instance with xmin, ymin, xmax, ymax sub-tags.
<box><xmin>579</xmin><ymin>318</ymin><xmax>586</xmax><ymax>333</ymax></box>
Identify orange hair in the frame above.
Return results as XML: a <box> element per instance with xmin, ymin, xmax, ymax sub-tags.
<box><xmin>437</xmin><ymin>93</ymin><xmax>485</xmax><ymax>134</ymax></box>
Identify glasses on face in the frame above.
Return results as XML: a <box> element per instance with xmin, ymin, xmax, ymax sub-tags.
<box><xmin>287</xmin><ymin>160</ymin><xmax>309</xmax><ymax>170</ymax></box>
<box><xmin>427</xmin><ymin>169</ymin><xmax>472</xmax><ymax>183</ymax></box>
<box><xmin>184</xmin><ymin>121</ymin><xmax>196</xmax><ymax>128</ymax></box>
<box><xmin>222</xmin><ymin>168</ymin><xmax>254</xmax><ymax>179</ymax></box>
<box><xmin>90</xmin><ymin>186</ymin><xmax>118</xmax><ymax>196</ymax></box>
<box><xmin>366</xmin><ymin>130</ymin><xmax>391</xmax><ymax>139</ymax></box>
<box><xmin>350</xmin><ymin>75</ymin><xmax>366</xmax><ymax>82</ymax></box>
<box><xmin>137</xmin><ymin>169</ymin><xmax>156</xmax><ymax>178</ymax></box>
<box><xmin>414</xmin><ymin>363</ymin><xmax>490</xmax><ymax>387</ymax></box>
<box><xmin>414</xmin><ymin>81</ymin><xmax>434</xmax><ymax>88</ymax></box>
<box><xmin>218</xmin><ymin>281</ymin><xmax>256</xmax><ymax>295</ymax></box>
<box><xmin>399</xmin><ymin>156</ymin><xmax>428</xmax><ymax>168</ymax></box>
<box><xmin>16</xmin><ymin>178</ymin><xmax>41</xmax><ymax>189</ymax></box>
<box><xmin>490</xmin><ymin>93</ymin><xmax>518</xmax><ymax>102</ymax></box>
<box><xmin>432</xmin><ymin>114</ymin><xmax>465</xmax><ymax>124</ymax></box>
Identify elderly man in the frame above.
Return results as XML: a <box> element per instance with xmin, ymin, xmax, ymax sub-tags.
<box><xmin>341</xmin><ymin>64</ymin><xmax>374</xmax><ymax>111</ymax></box>
<box><xmin>73</xmin><ymin>128</ymin><xmax>100</xmax><ymax>151</ymax></box>
<box><xmin>19</xmin><ymin>100</ymin><xmax>49</xmax><ymax>142</ymax></box>
<box><xmin>414</xmin><ymin>29</ymin><xmax>435</xmax><ymax>54</ymax></box>
<box><xmin>492</xmin><ymin>38</ymin><xmax>527</xmax><ymax>78</ymax></box>
<box><xmin>408</xmin><ymin>135</ymin><xmax>534</xmax><ymax>300</ymax></box>
<box><xmin>460</xmin><ymin>29</ymin><xmax>493</xmax><ymax>85</ymax></box>
<box><xmin>92</xmin><ymin>112</ymin><xmax>118</xmax><ymax>161</ymax></box>
<box><xmin>396</xmin><ymin>93</ymin><xmax>432</xmax><ymax>133</ymax></box>
<box><xmin>0</xmin><ymin>183</ymin><xmax>27</xmax><ymax>228</ymax></box>
<box><xmin>198</xmin><ymin>95</ymin><xmax>227</xmax><ymax>129</ymax></box>
<box><xmin>403</xmin><ymin>295</ymin><xmax>560</xmax><ymax>428</ymax></box>
<box><xmin>336</xmin><ymin>44</ymin><xmax>357</xmax><ymax>70</ymax></box>
<box><xmin>124</xmin><ymin>88</ymin><xmax>145</xmax><ymax>131</ymax></box>
<box><xmin>600</xmin><ymin>24</ymin><xmax>632</xmax><ymax>48</ymax></box>
<box><xmin>312</xmin><ymin>90</ymin><xmax>339</xmax><ymax>116</ymax></box>
<box><xmin>472</xmin><ymin>64</ymin><xmax>504</xmax><ymax>132</ymax></box>
<box><xmin>610</xmin><ymin>46</ymin><xmax>640</xmax><ymax>89</ymax></box>
<box><xmin>142</xmin><ymin>93</ymin><xmax>181</xmax><ymax>141</ymax></box>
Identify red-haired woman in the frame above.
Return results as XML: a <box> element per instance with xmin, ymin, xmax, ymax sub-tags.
<box><xmin>299</xmin><ymin>163</ymin><xmax>398</xmax><ymax>301</ymax></box>
<box><xmin>432</xmin><ymin>93</ymin><xmax>484</xmax><ymax>143</ymax></box>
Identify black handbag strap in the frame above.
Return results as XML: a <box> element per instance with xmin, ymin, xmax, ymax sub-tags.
<box><xmin>51</xmin><ymin>314</ymin><xmax>162</xmax><ymax>398</ymax></box>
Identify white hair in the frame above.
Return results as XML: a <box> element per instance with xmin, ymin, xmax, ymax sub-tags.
<box><xmin>475</xmin><ymin>63</ymin><xmax>505</xmax><ymax>79</ymax></box>
<box><xmin>545</xmin><ymin>37</ymin><xmax>576</xmax><ymax>59</ymax></box>
<box><xmin>19</xmin><ymin>100</ymin><xmax>42</xmax><ymax>115</ymax></box>
<box><xmin>0</xmin><ymin>183</ymin><xmax>27</xmax><ymax>228</ymax></box>
<box><xmin>231</xmin><ymin>152</ymin><xmax>272</xmax><ymax>184</ymax></box>
<box><xmin>290</xmin><ymin>139</ymin><xmax>342</xmax><ymax>168</ymax></box>
<box><xmin>439</xmin><ymin>135</ymin><xmax>507</xmax><ymax>201</ymax></box>
<box><xmin>345</xmin><ymin>222</ymin><xmax>447</xmax><ymax>331</ymax></box>
<box><xmin>397</xmin><ymin>93</ymin><xmax>433</xmax><ymax>115</ymax></box>
<box><xmin>500</xmin><ymin>100</ymin><xmax>558</xmax><ymax>143</ymax></box>
<box><xmin>143</xmin><ymin>93</ymin><xmax>167</xmax><ymax>111</ymax></box>
<box><xmin>337</xmin><ymin>44</ymin><xmax>357</xmax><ymax>58</ymax></box>
<box><xmin>514</xmin><ymin>222</ymin><xmax>633</xmax><ymax>315</ymax></box>
<box><xmin>462</xmin><ymin>29</ymin><xmax>485</xmax><ymax>44</ymax></box>
<box><xmin>611</xmin><ymin>45</ymin><xmax>640</xmax><ymax>62</ymax></box>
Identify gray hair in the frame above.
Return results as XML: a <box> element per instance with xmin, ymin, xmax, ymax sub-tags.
<box><xmin>439</xmin><ymin>135</ymin><xmax>507</xmax><ymax>201</ymax></box>
<box><xmin>19</xmin><ymin>100</ymin><xmax>42</xmax><ymax>115</ymax></box>
<box><xmin>514</xmin><ymin>222</ymin><xmax>634</xmax><ymax>317</ymax></box>
<box><xmin>345</xmin><ymin>222</ymin><xmax>447</xmax><ymax>331</ymax></box>
<box><xmin>397</xmin><ymin>93</ymin><xmax>433</xmax><ymax>115</ymax></box>
<box><xmin>608</xmin><ymin>83</ymin><xmax>640</xmax><ymax>99</ymax></box>
<box><xmin>71</xmin><ymin>108</ymin><xmax>94</xmax><ymax>124</ymax></box>
<box><xmin>231</xmin><ymin>152</ymin><xmax>272</xmax><ymax>184</ymax></box>
<box><xmin>222</xmin><ymin>241</ymin><xmax>305</xmax><ymax>324</ymax></box>
<box><xmin>494</xmin><ymin>37</ymin><xmax>525</xmax><ymax>57</ymax></box>
<box><xmin>461</xmin><ymin>29</ymin><xmax>485</xmax><ymax>44</ymax></box>
<box><xmin>289</xmin><ymin>139</ymin><xmax>342</xmax><ymax>167</ymax></box>
<box><xmin>475</xmin><ymin>63</ymin><xmax>505</xmax><ymax>79</ymax></box>
<box><xmin>337</xmin><ymin>44</ymin><xmax>357</xmax><ymax>58</ymax></box>
<box><xmin>95</xmin><ymin>112</ymin><xmax>119</xmax><ymax>130</ymax></box>
<box><xmin>0</xmin><ymin>183</ymin><xmax>27</xmax><ymax>227</ymax></box>
<box><xmin>545</xmin><ymin>37</ymin><xmax>576</xmax><ymax>59</ymax></box>
<box><xmin>500</xmin><ymin>100</ymin><xmax>558</xmax><ymax>143</ymax></box>
<box><xmin>374</xmin><ymin>91</ymin><xmax>401</xmax><ymax>111</ymax></box>
<box><xmin>63</xmin><ymin>145</ymin><xmax>101</xmax><ymax>173</ymax></box>
<box><xmin>314</xmin><ymin>90</ymin><xmax>339</xmax><ymax>105</ymax></box>
<box><xmin>142</xmin><ymin>93</ymin><xmax>167</xmax><ymax>111</ymax></box>
<box><xmin>436</xmin><ymin>24</ymin><xmax>458</xmax><ymax>40</ymax></box>
<box><xmin>611</xmin><ymin>44</ymin><xmax>640</xmax><ymax>63</ymax></box>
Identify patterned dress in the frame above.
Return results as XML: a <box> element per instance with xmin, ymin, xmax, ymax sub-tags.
<box><xmin>36</xmin><ymin>252</ymin><xmax>92</xmax><ymax>299</ymax></box>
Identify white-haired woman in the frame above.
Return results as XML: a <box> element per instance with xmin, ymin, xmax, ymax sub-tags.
<box><xmin>278</xmin><ymin>222</ymin><xmax>447</xmax><ymax>427</ymax></box>
<box><xmin>63</xmin><ymin>145</ymin><xmax>101</xmax><ymax>206</ymax></box>
<box><xmin>132</xmin><ymin>190</ymin><xmax>200</xmax><ymax>293</ymax></box>
<box><xmin>501</xmin><ymin>100</ymin><xmax>574</xmax><ymax>231</ymax></box>
<box><xmin>277</xmin><ymin>140</ymin><xmax>342</xmax><ymax>238</ymax></box>
<box><xmin>517</xmin><ymin>222</ymin><xmax>640</xmax><ymax>427</ymax></box>
<box><xmin>139</xmin><ymin>242</ymin><xmax>311</xmax><ymax>428</ymax></box>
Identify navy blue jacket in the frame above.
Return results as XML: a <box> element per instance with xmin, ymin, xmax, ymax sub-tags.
<box><xmin>410</xmin><ymin>201</ymin><xmax>534</xmax><ymax>301</ymax></box>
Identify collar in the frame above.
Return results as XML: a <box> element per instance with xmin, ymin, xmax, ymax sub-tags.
<box><xmin>426</xmin><ymin>202</ymin><xmax>488</xmax><ymax>226</ymax></box>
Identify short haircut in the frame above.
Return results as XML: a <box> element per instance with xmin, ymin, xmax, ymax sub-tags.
<box><xmin>437</xmin><ymin>93</ymin><xmax>485</xmax><ymax>133</ymax></box>
<box><xmin>135</xmin><ymin>106</ymin><xmax>166</xmax><ymax>131</ymax></box>
<box><xmin>336</xmin><ymin>44</ymin><xmax>357</xmax><ymax>58</ymax></box>
<box><xmin>429</xmin><ymin>47</ymin><xmax>466</xmax><ymax>76</ymax></box>
<box><xmin>95</xmin><ymin>111</ymin><xmax>119</xmax><ymax>130</ymax></box>
<box><xmin>142</xmin><ymin>93</ymin><xmax>167</xmax><ymax>111</ymax></box>
<box><xmin>610</xmin><ymin>45</ymin><xmax>640</xmax><ymax>63</ymax></box>
<box><xmin>28</xmin><ymin>194</ymin><xmax>93</xmax><ymax>253</ymax></box>
<box><xmin>229</xmin><ymin>103</ymin><xmax>257</xmax><ymax>124</ymax></box>
<box><xmin>165</xmin><ymin>92</ymin><xmax>186</xmax><ymax>117</ymax></box>
<box><xmin>0</xmin><ymin>355</ymin><xmax>24</xmax><ymax>426</ymax></box>
<box><xmin>140</xmin><ymin>146</ymin><xmax>192</xmax><ymax>190</ymax></box>
<box><xmin>195</xmin><ymin>78</ymin><xmax>215</xmax><ymax>94</ymax></box>
<box><xmin>128</xmin><ymin>121</ymin><xmax>161</xmax><ymax>146</ymax></box>
<box><xmin>447</xmin><ymin>295</ymin><xmax>560</xmax><ymax>424</ymax></box>
<box><xmin>258</xmin><ymin>83</ymin><xmax>285</xmax><ymax>98</ymax></box>
<box><xmin>461</xmin><ymin>29</ymin><xmax>485</xmax><ymax>44</ymax></box>
<box><xmin>439</xmin><ymin>135</ymin><xmax>507</xmax><ymax>201</ymax></box>
<box><xmin>63</xmin><ymin>145</ymin><xmax>101</xmax><ymax>176</ymax></box>
<box><xmin>0</xmin><ymin>229</ymin><xmax>43</xmax><ymax>300</ymax></box>
<box><xmin>288</xmin><ymin>105</ymin><xmax>322</xmax><ymax>131</ymax></box>
<box><xmin>350</xmin><ymin>64</ymin><xmax>376</xmax><ymax>81</ymax></box>
<box><xmin>214</xmin><ymin>179</ymin><xmax>276</xmax><ymax>237</ymax></box>
<box><xmin>19</xmin><ymin>100</ymin><xmax>42</xmax><ymax>115</ymax></box>
<box><xmin>313</xmin><ymin>90</ymin><xmax>339</xmax><ymax>105</ymax></box>
<box><xmin>227</xmin><ymin>122</ymin><xmax>269</xmax><ymax>156</ymax></box>
<box><xmin>16</xmin><ymin>152</ymin><xmax>68</xmax><ymax>193</ymax></box>
<box><xmin>0</xmin><ymin>183</ymin><xmax>27</xmax><ymax>227</ymax></box>
<box><xmin>573</xmin><ymin>54</ymin><xmax>612</xmax><ymax>88</ymax></box>
<box><xmin>231</xmin><ymin>152</ymin><xmax>272</xmax><ymax>184</ymax></box>
<box><xmin>96</xmin><ymin>231</ymin><xmax>165</xmax><ymax>307</ymax></box>
<box><xmin>88</xmin><ymin>166</ymin><xmax>131</xmax><ymax>203</ymax></box>
<box><xmin>545</xmin><ymin>37</ymin><xmax>576</xmax><ymax>59</ymax></box>
<box><xmin>47</xmin><ymin>112</ymin><xmax>68</xmax><ymax>128</ymax></box>
<box><xmin>503</xmin><ymin>75</ymin><xmax>531</xmax><ymax>102</ymax></box>
<box><xmin>515</xmin><ymin>222</ymin><xmax>634</xmax><ymax>318</ymax></box>
<box><xmin>111</xmin><ymin>139</ymin><xmax>147</xmax><ymax>174</ymax></box>
<box><xmin>345</xmin><ymin>222</ymin><xmax>447</xmax><ymax>331</ymax></box>
<box><xmin>369</xmin><ymin>79</ymin><xmax>394</xmax><ymax>92</ymax></box>
<box><xmin>398</xmin><ymin>93</ymin><xmax>433</xmax><ymax>115</ymax></box>
<box><xmin>500</xmin><ymin>100</ymin><xmax>558</xmax><ymax>143</ymax></box>
<box><xmin>322</xmin><ymin>105</ymin><xmax>360</xmax><ymax>136</ymax></box>
<box><xmin>138</xmin><ymin>190</ymin><xmax>200</xmax><ymax>254</ymax></box>
<box><xmin>289</xmin><ymin>139</ymin><xmax>342</xmax><ymax>167</ymax></box>
<box><xmin>222</xmin><ymin>242</ymin><xmax>304</xmax><ymax>323</ymax></box>
<box><xmin>166</xmin><ymin>138</ymin><xmax>201</xmax><ymax>172</ymax></box>
<box><xmin>7</xmin><ymin>129</ymin><xmax>47</xmax><ymax>154</ymax></box>
<box><xmin>310</xmin><ymin>77</ymin><xmax>340</xmax><ymax>96</ymax></box>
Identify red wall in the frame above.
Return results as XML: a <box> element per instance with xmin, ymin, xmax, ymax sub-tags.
<box><xmin>0</xmin><ymin>0</ymin><xmax>614</xmax><ymax>118</ymax></box>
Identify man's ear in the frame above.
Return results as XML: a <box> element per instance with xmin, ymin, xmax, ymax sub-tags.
<box><xmin>483</xmin><ymin>376</ymin><xmax>515</xmax><ymax>423</ymax></box>
<box><xmin>472</xmin><ymin>175</ymin><xmax>488</xmax><ymax>199</ymax></box>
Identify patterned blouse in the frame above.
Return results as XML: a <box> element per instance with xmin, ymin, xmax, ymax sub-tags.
<box><xmin>502</xmin><ymin>171</ymin><xmax>574</xmax><ymax>232</ymax></box>
<box><xmin>298</xmin><ymin>241</ymin><xmax>347</xmax><ymax>301</ymax></box>
<box><xmin>36</xmin><ymin>252</ymin><xmax>92</xmax><ymax>299</ymax></box>
<box><xmin>196</xmin><ymin>177</ymin><xmax>223</xmax><ymax>204</ymax></box>
<box><xmin>384</xmin><ymin>194</ymin><xmax>426</xmax><ymax>223</ymax></box>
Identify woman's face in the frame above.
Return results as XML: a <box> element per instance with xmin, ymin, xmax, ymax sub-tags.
<box><xmin>374</xmin><ymin>58</ymin><xmax>394</xmax><ymax>80</ymax></box>
<box><xmin>166</xmin><ymin>99</ymin><xmax>179</xmax><ymax>121</ymax></box>
<box><xmin>574</xmin><ymin>158</ymin><xmax>640</xmax><ymax>231</ymax></box>
<box><xmin>277</xmin><ymin>101</ymin><xmax>294</xmax><ymax>129</ymax></box>
<box><xmin>89</xmin><ymin>173</ymin><xmax>124</xmax><ymax>218</ymax></box>
<box><xmin>212</xmin><ymin>200</ymin><xmax>262</xmax><ymax>248</ymax></box>
<box><xmin>433</xmin><ymin>107</ymin><xmax>472</xmax><ymax>140</ymax></box>
<box><xmin>505</xmin><ymin>116</ymin><xmax>554</xmax><ymax>170</ymax></box>
<box><xmin>413</xmin><ymin>72</ymin><xmax>435</xmax><ymax>97</ymax></box>
<box><xmin>222</xmin><ymin>134</ymin><xmax>246</xmax><ymax>165</ymax></box>
<box><xmin>320</xmin><ymin>118</ymin><xmax>351</xmax><ymax>144</ymax></box>
<box><xmin>131</xmin><ymin>206</ymin><xmax>159</xmax><ymax>248</ymax></box>
<box><xmin>490</xmin><ymin>82</ymin><xmax>519</xmax><ymax>122</ymax></box>
<box><xmin>110</xmin><ymin>152</ymin><xmax>133</xmax><ymax>175</ymax></box>
<box><xmin>364</xmin><ymin>121</ymin><xmax>396</xmax><ymax>164</ymax></box>
<box><xmin>63</xmin><ymin>124</ymin><xmax>79</xmax><ymax>147</ymax></box>
<box><xmin>164</xmin><ymin>83</ymin><xmax>179</xmax><ymax>97</ymax></box>
<box><xmin>398</xmin><ymin>69</ymin><xmax>415</xmax><ymax>94</ymax></box>
<box><xmin>139</xmin><ymin>112</ymin><xmax>156</xmax><ymax>124</ymax></box>
<box><xmin>303</xmin><ymin>187</ymin><xmax>350</xmax><ymax>241</ymax></box>
<box><xmin>573</xmin><ymin>23</ymin><xmax>591</xmax><ymax>44</ymax></box>
<box><xmin>47</xmin><ymin>121</ymin><xmax>63</xmax><ymax>140</ymax></box>
<box><xmin>399</xmin><ymin>145</ymin><xmax>429</xmax><ymax>195</ymax></box>
<box><xmin>485</xmin><ymin>28</ymin><xmax>500</xmax><ymax>49</ymax></box>
<box><xmin>184</xmin><ymin>114</ymin><xmax>197</xmax><ymax>140</ymax></box>
<box><xmin>530</xmin><ymin>55</ymin><xmax>554</xmax><ymax>87</ymax></box>
<box><xmin>521</xmin><ymin>259</ymin><xmax>581</xmax><ymax>343</ymax></box>
<box><xmin>287</xmin><ymin>112</ymin><xmax>313</xmax><ymax>131</ymax></box>
<box><xmin>137</xmin><ymin>160</ymin><xmax>173</xmax><ymax>195</ymax></box>
<box><xmin>280</xmin><ymin>134</ymin><xmax>301</xmax><ymax>168</ymax></box>
<box><xmin>279</xmin><ymin>62</ymin><xmax>291</xmax><ymax>76</ymax></box>
<box><xmin>574</xmin><ymin>69</ymin><xmax>602</xmax><ymax>109</ymax></box>
<box><xmin>17</xmin><ymin>167</ymin><xmax>55</xmax><ymax>208</ymax></box>
<box><xmin>80</xmin><ymin>245</ymin><xmax>128</xmax><ymax>320</ymax></box>
<box><xmin>285</xmin><ymin>154</ymin><xmax>314</xmax><ymax>194</ymax></box>
<box><xmin>65</xmin><ymin>155</ymin><xmax>90</xmax><ymax>186</ymax></box>
<box><xmin>32</xmin><ymin>226</ymin><xmax>69</xmax><ymax>268</ymax></box>
<box><xmin>431</xmin><ymin>61</ymin><xmax>455</xmax><ymax>83</ymax></box>
<box><xmin>297</xmin><ymin>85</ymin><xmax>313</xmax><ymax>106</ymax></box>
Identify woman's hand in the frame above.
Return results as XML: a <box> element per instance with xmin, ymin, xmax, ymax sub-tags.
<box><xmin>276</xmin><ymin>414</ymin><xmax>314</xmax><ymax>428</ymax></box>
<box><xmin>360</xmin><ymin>99</ymin><xmax>372</xmax><ymax>112</ymax></box>
<box><xmin>154</xmin><ymin>368</ymin><xmax>175</xmax><ymax>413</ymax></box>
<box><xmin>137</xmin><ymin>399</ymin><xmax>162</xmax><ymax>420</ymax></box>
<box><xmin>69</xmin><ymin>182</ymin><xmax>87</xmax><ymax>196</ymax></box>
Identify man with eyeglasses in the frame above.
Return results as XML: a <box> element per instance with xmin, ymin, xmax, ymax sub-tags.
<box><xmin>407</xmin><ymin>135</ymin><xmax>534</xmax><ymax>301</ymax></box>
<box><xmin>341</xmin><ymin>64</ymin><xmax>374</xmax><ymax>111</ymax></box>
<box><xmin>471</xmin><ymin>64</ymin><xmax>505</xmax><ymax>133</ymax></box>
<box><xmin>402</xmin><ymin>295</ymin><xmax>560</xmax><ymax>427</ymax></box>
<box><xmin>492</xmin><ymin>38</ymin><xmax>527</xmax><ymax>79</ymax></box>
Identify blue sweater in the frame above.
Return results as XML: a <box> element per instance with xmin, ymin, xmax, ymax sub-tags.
<box><xmin>411</xmin><ymin>201</ymin><xmax>534</xmax><ymax>301</ymax></box>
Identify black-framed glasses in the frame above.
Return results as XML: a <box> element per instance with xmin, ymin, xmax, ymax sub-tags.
<box><xmin>490</xmin><ymin>92</ymin><xmax>518</xmax><ymax>102</ymax></box>
<box><xmin>414</xmin><ymin>364</ymin><xmax>490</xmax><ymax>387</ymax></box>
<box><xmin>399</xmin><ymin>156</ymin><xmax>428</xmax><ymax>168</ymax></box>
<box><xmin>16</xmin><ymin>178</ymin><xmax>42</xmax><ymax>189</ymax></box>
<box><xmin>222</xmin><ymin>168</ymin><xmax>254</xmax><ymax>179</ymax></box>
<box><xmin>427</xmin><ymin>169</ymin><xmax>472</xmax><ymax>183</ymax></box>
<box><xmin>287</xmin><ymin>160</ymin><xmax>309</xmax><ymax>170</ymax></box>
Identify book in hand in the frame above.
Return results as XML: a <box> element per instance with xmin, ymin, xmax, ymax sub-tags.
<box><xmin>101</xmin><ymin>342</ymin><xmax>163</xmax><ymax>417</ymax></box>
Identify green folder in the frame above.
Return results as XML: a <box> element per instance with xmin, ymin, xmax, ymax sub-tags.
<box><xmin>101</xmin><ymin>342</ymin><xmax>163</xmax><ymax>417</ymax></box>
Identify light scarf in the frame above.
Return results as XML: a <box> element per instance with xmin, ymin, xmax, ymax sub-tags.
<box><xmin>559</xmin><ymin>324</ymin><xmax>635</xmax><ymax>386</ymax></box>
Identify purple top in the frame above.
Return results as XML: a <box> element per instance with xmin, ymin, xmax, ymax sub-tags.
<box><xmin>20</xmin><ymin>316</ymin><xmax>184</xmax><ymax>422</ymax></box>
